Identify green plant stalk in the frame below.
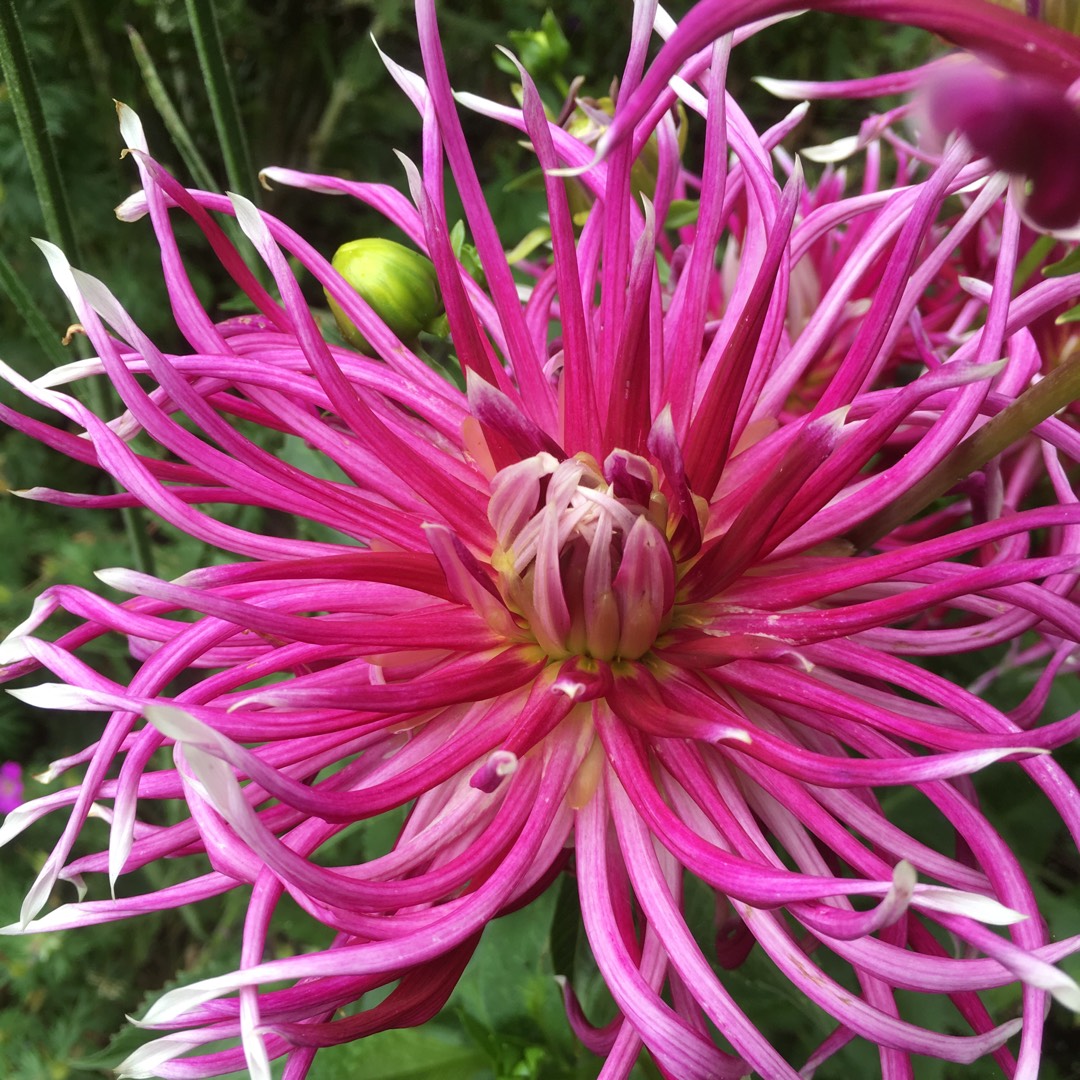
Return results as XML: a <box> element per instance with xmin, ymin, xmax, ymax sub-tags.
<box><xmin>126</xmin><ymin>25</ymin><xmax>220</xmax><ymax>195</ymax></box>
<box><xmin>0</xmin><ymin>249</ymin><xmax>68</xmax><ymax>374</ymax></box>
<box><xmin>184</xmin><ymin>0</ymin><xmax>258</xmax><ymax>201</ymax></box>
<box><xmin>307</xmin><ymin>74</ymin><xmax>356</xmax><ymax>173</ymax></box>
<box><xmin>70</xmin><ymin>0</ymin><xmax>112</xmax><ymax>106</ymax></box>
<box><xmin>850</xmin><ymin>351</ymin><xmax>1080</xmax><ymax>550</ymax></box>
<box><xmin>0</xmin><ymin>0</ymin><xmax>81</xmax><ymax>261</ymax></box>
<box><xmin>0</xmin><ymin>0</ymin><xmax>156</xmax><ymax>576</ymax></box>
<box><xmin>129</xmin><ymin>22</ymin><xmax>268</xmax><ymax>290</ymax></box>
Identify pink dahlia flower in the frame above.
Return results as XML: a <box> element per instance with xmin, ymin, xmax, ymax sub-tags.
<box><xmin>2</xmin><ymin>2</ymin><xmax>1080</xmax><ymax>1078</ymax></box>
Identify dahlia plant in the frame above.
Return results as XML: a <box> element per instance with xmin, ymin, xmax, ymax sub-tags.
<box><xmin>2</xmin><ymin>1</ymin><xmax>1080</xmax><ymax>1077</ymax></box>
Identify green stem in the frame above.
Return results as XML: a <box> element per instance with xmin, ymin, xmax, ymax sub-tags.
<box><xmin>120</xmin><ymin>487</ymin><xmax>158</xmax><ymax>577</ymax></box>
<box><xmin>0</xmin><ymin>0</ymin><xmax>81</xmax><ymax>260</ymax></box>
<box><xmin>70</xmin><ymin>0</ymin><xmax>112</xmax><ymax>106</ymax></box>
<box><xmin>0</xmin><ymin>0</ymin><xmax>156</xmax><ymax>576</ymax></box>
<box><xmin>850</xmin><ymin>351</ymin><xmax>1080</xmax><ymax>550</ymax></box>
<box><xmin>307</xmin><ymin>74</ymin><xmax>356</xmax><ymax>173</ymax></box>
<box><xmin>184</xmin><ymin>0</ymin><xmax>258</xmax><ymax>200</ymax></box>
<box><xmin>128</xmin><ymin>22</ymin><xmax>266</xmax><ymax>289</ymax></box>
<box><xmin>0</xmin><ymin>249</ymin><xmax>67</xmax><ymax>375</ymax></box>
<box><xmin>127</xmin><ymin>24</ymin><xmax>220</xmax><ymax>194</ymax></box>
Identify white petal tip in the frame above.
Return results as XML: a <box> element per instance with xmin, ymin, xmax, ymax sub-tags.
<box><xmin>802</xmin><ymin>136</ymin><xmax>861</xmax><ymax>164</ymax></box>
<box><xmin>227</xmin><ymin>695</ymin><xmax>263</xmax><ymax>713</ymax></box>
<box><xmin>94</xmin><ymin>567</ymin><xmax>135</xmax><ymax>589</ymax></box>
<box><xmin>545</xmin><ymin>160</ymin><xmax>596</xmax><ymax>179</ymax></box>
<box><xmin>912</xmin><ymin>886</ymin><xmax>1027</xmax><ymax>925</ymax></box>
<box><xmin>143</xmin><ymin>704</ymin><xmax>204</xmax><ymax>743</ymax></box>
<box><xmin>115</xmin><ymin>192</ymin><xmax>150</xmax><ymax>221</ymax></box>
<box><xmin>713</xmin><ymin>727</ymin><xmax>752</xmax><ymax>745</ymax></box>
<box><xmin>116</xmin><ymin>1033</ymin><xmax>209</xmax><ymax>1076</ymax></box>
<box><xmin>753</xmin><ymin>76</ymin><xmax>806</xmax><ymax>100</ymax></box>
<box><xmin>553</xmin><ymin>679</ymin><xmax>586</xmax><ymax>700</ymax></box>
<box><xmin>0</xmin><ymin>639</ymin><xmax>31</xmax><ymax>666</ymax></box>
<box><xmin>115</xmin><ymin>101</ymin><xmax>148</xmax><ymax>154</ymax></box>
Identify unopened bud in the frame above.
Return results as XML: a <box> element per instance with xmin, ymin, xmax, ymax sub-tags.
<box><xmin>565</xmin><ymin>97</ymin><xmax>688</xmax><ymax>214</ymax></box>
<box><xmin>327</xmin><ymin>238</ymin><xmax>444</xmax><ymax>352</ymax></box>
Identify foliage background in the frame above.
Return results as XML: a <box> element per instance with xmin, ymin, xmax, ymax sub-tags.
<box><xmin>0</xmin><ymin>1</ymin><xmax>1077</xmax><ymax>1077</ymax></box>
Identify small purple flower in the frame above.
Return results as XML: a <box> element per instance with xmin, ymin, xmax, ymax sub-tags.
<box><xmin>0</xmin><ymin>762</ymin><xmax>23</xmax><ymax>814</ymax></box>
<box><xmin>1</xmin><ymin>2</ymin><xmax>1079</xmax><ymax>1079</ymax></box>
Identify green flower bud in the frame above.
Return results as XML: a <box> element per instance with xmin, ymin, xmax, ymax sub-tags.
<box><xmin>326</xmin><ymin>238</ymin><xmax>444</xmax><ymax>352</ymax></box>
<box><xmin>564</xmin><ymin>97</ymin><xmax>688</xmax><ymax>217</ymax></box>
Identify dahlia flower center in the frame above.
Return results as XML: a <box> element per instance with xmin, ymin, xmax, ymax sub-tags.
<box><xmin>488</xmin><ymin>451</ymin><xmax>676</xmax><ymax>661</ymax></box>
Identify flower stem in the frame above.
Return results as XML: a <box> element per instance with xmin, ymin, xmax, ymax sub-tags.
<box><xmin>850</xmin><ymin>351</ymin><xmax>1080</xmax><ymax>550</ymax></box>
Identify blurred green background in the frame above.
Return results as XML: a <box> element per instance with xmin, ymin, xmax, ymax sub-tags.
<box><xmin>0</xmin><ymin>1</ymin><xmax>1077</xmax><ymax>1077</ymax></box>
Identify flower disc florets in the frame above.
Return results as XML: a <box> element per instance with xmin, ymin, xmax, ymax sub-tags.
<box><xmin>488</xmin><ymin>451</ymin><xmax>675</xmax><ymax>660</ymax></box>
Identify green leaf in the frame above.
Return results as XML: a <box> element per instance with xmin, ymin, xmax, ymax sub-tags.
<box><xmin>1043</xmin><ymin>243</ymin><xmax>1080</xmax><ymax>278</ymax></box>
<box><xmin>494</xmin><ymin>9</ymin><xmax>571</xmax><ymax>101</ymax></box>
<box><xmin>1056</xmin><ymin>300</ymin><xmax>1080</xmax><ymax>323</ymax></box>
<box><xmin>65</xmin><ymin>1022</ymin><xmax>152</xmax><ymax>1073</ymax></box>
<box><xmin>665</xmin><ymin>199</ymin><xmax>701</xmax><ymax>229</ymax></box>
<box><xmin>310</xmin><ymin>1025</ymin><xmax>488</xmax><ymax>1080</ymax></box>
<box><xmin>450</xmin><ymin>219</ymin><xmax>467</xmax><ymax>256</ymax></box>
<box><xmin>1012</xmin><ymin>231</ymin><xmax>1056</xmax><ymax>289</ymax></box>
<box><xmin>505</xmin><ymin>226</ymin><xmax>552</xmax><ymax>265</ymax></box>
<box><xmin>506</xmin><ymin>11</ymin><xmax>570</xmax><ymax>80</ymax></box>
<box><xmin>449</xmin><ymin>220</ymin><xmax>486</xmax><ymax>286</ymax></box>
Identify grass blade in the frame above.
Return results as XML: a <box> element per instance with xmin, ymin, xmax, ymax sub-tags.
<box><xmin>0</xmin><ymin>249</ymin><xmax>67</xmax><ymax>375</ymax></box>
<box><xmin>0</xmin><ymin>0</ymin><xmax>81</xmax><ymax>260</ymax></box>
<box><xmin>127</xmin><ymin>24</ymin><xmax>220</xmax><ymax>194</ymax></box>
<box><xmin>184</xmin><ymin>0</ymin><xmax>259</xmax><ymax>200</ymax></box>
